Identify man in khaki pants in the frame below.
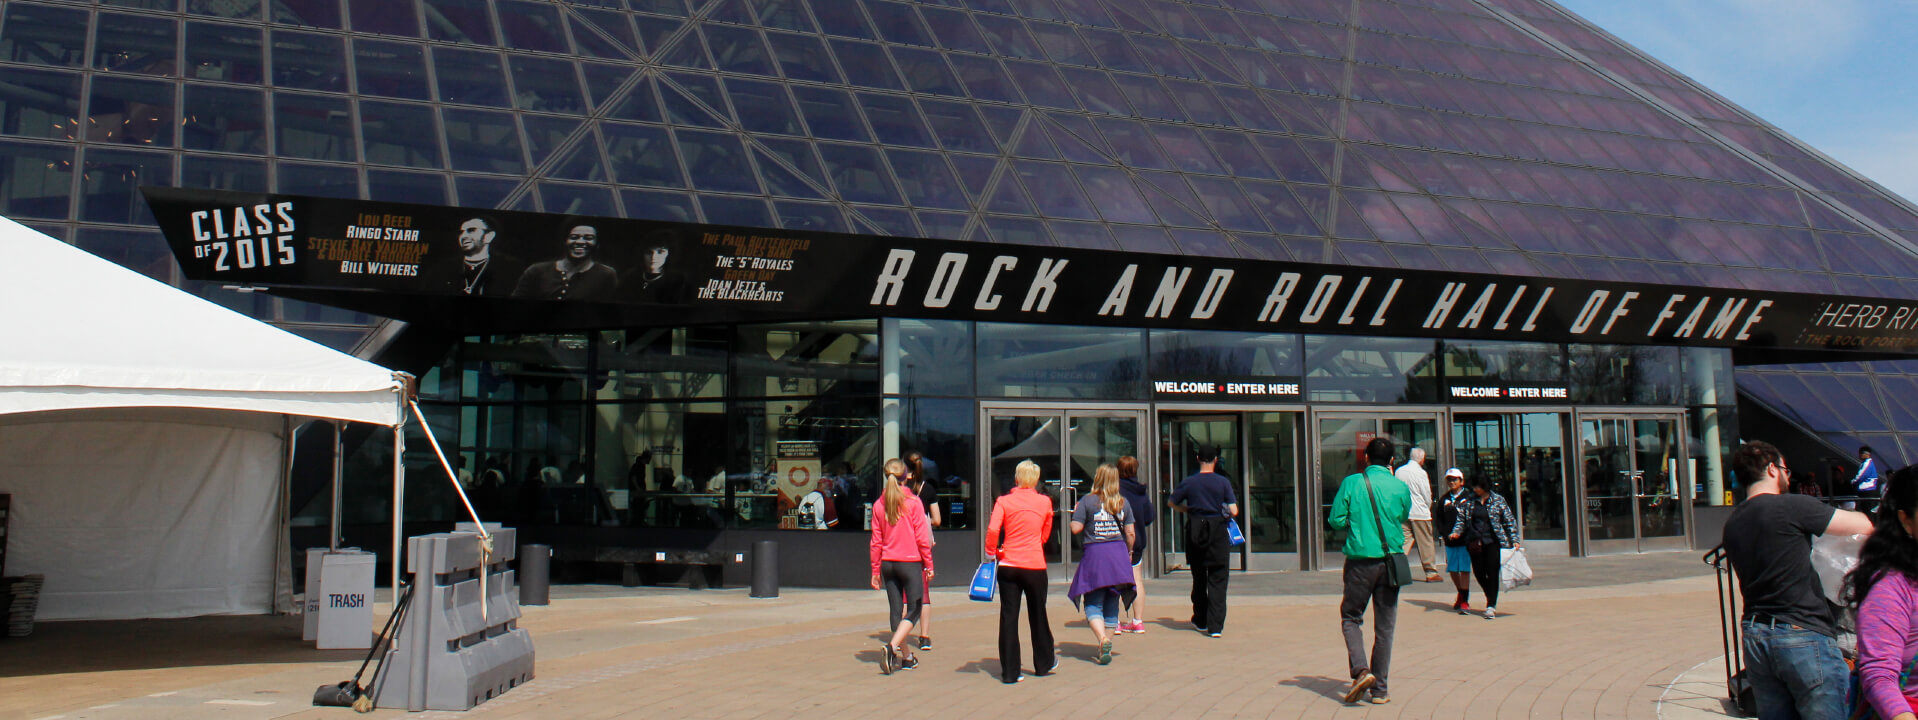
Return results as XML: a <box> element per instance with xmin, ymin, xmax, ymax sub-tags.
<box><xmin>1395</xmin><ymin>447</ymin><xmax>1441</xmax><ymax>582</ymax></box>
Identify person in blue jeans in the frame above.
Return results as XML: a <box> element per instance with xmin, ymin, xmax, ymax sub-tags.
<box><xmin>1721</xmin><ymin>440</ymin><xmax>1873</xmax><ymax>719</ymax></box>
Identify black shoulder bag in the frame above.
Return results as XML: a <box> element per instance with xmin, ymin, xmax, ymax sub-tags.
<box><xmin>1363</xmin><ymin>470</ymin><xmax>1415</xmax><ymax>588</ymax></box>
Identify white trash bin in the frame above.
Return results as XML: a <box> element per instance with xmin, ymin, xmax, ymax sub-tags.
<box><xmin>316</xmin><ymin>550</ymin><xmax>376</xmax><ymax>650</ymax></box>
<box><xmin>302</xmin><ymin>547</ymin><xmax>326</xmax><ymax>642</ymax></box>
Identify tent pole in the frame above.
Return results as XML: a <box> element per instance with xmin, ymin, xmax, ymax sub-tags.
<box><xmin>275</xmin><ymin>416</ymin><xmax>296</xmax><ymax>614</ymax></box>
<box><xmin>330</xmin><ymin>421</ymin><xmax>344</xmax><ymax>551</ymax></box>
<box><xmin>391</xmin><ymin>422</ymin><xmax>406</xmax><ymax>610</ymax></box>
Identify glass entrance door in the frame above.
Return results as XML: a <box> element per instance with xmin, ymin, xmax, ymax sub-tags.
<box><xmin>1451</xmin><ymin>413</ymin><xmax>1569</xmax><ymax>556</ymax></box>
<box><xmin>1159</xmin><ymin>412</ymin><xmax>1303</xmax><ymax>572</ymax></box>
<box><xmin>1311</xmin><ymin>412</ymin><xmax>1440</xmax><ymax>568</ymax></box>
<box><xmin>1160</xmin><ymin>414</ymin><xmax>1240</xmax><ymax>571</ymax></box>
<box><xmin>984</xmin><ymin>406</ymin><xmax>1145</xmax><ymax>581</ymax></box>
<box><xmin>1579</xmin><ymin>415</ymin><xmax>1689</xmax><ymax>553</ymax></box>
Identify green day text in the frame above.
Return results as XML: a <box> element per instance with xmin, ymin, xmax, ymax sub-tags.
<box><xmin>189</xmin><ymin>202</ymin><xmax>297</xmax><ymax>271</ymax></box>
<box><xmin>868</xmin><ymin>249</ymin><xmax>1776</xmax><ymax>342</ymax></box>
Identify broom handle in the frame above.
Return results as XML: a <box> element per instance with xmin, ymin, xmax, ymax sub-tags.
<box><xmin>352</xmin><ymin>584</ymin><xmax>413</xmax><ymax>685</ymax></box>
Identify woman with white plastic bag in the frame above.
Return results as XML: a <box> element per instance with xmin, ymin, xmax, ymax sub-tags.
<box><xmin>1499</xmin><ymin>546</ymin><xmax>1532</xmax><ymax>591</ymax></box>
<box><xmin>1449</xmin><ymin>475</ymin><xmax>1520</xmax><ymax>619</ymax></box>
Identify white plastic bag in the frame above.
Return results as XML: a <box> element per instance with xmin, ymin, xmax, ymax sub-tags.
<box><xmin>1499</xmin><ymin>547</ymin><xmax>1533</xmax><ymax>591</ymax></box>
<box><xmin>1811</xmin><ymin>533</ymin><xmax>1867</xmax><ymax>606</ymax></box>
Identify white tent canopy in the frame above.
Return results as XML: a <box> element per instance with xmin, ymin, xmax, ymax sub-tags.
<box><xmin>0</xmin><ymin>216</ymin><xmax>404</xmax><ymax>620</ymax></box>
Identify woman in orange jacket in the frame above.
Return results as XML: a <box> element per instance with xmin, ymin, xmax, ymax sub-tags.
<box><xmin>870</xmin><ymin>458</ymin><xmax>933</xmax><ymax>674</ymax></box>
<box><xmin>986</xmin><ymin>459</ymin><xmax>1054</xmax><ymax>684</ymax></box>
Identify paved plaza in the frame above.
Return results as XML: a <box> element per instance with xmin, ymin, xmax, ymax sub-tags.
<box><xmin>1</xmin><ymin>552</ymin><xmax>1749</xmax><ymax>720</ymax></box>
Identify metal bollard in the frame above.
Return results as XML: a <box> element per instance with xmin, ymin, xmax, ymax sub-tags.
<box><xmin>750</xmin><ymin>540</ymin><xmax>778</xmax><ymax>598</ymax></box>
<box><xmin>519</xmin><ymin>544</ymin><xmax>551</xmax><ymax>606</ymax></box>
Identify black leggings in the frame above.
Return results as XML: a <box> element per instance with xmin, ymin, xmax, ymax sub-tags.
<box><xmin>997</xmin><ymin>566</ymin><xmax>1054</xmax><ymax>680</ymax></box>
<box><xmin>1470</xmin><ymin>544</ymin><xmax>1501</xmax><ymax>608</ymax></box>
<box><xmin>882</xmin><ymin>561</ymin><xmax>924</xmax><ymax>631</ymax></box>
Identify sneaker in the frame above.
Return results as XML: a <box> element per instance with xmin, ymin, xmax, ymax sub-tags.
<box><xmin>1035</xmin><ymin>658</ymin><xmax>1057</xmax><ymax>677</ymax></box>
<box><xmin>1368</xmin><ymin>695</ymin><xmax>1391</xmax><ymax>705</ymax></box>
<box><xmin>899</xmin><ymin>655</ymin><xmax>919</xmax><ymax>671</ymax></box>
<box><xmin>1457</xmin><ymin>602</ymin><xmax>1472</xmax><ymax>616</ymax></box>
<box><xmin>1003</xmin><ymin>673</ymin><xmax>1023</xmax><ymax>684</ymax></box>
<box><xmin>1098</xmin><ymin>641</ymin><xmax>1112</xmax><ymax>665</ymax></box>
<box><xmin>1131</xmin><ymin>620</ymin><xmax>1147</xmax><ymax>634</ymax></box>
<box><xmin>1484</xmin><ymin>607</ymin><xmax>1497</xmax><ymax>620</ymax></box>
<box><xmin>881</xmin><ymin>644</ymin><xmax>897</xmax><ymax>675</ymax></box>
<box><xmin>1424</xmin><ymin>573</ymin><xmax>1443</xmax><ymax>583</ymax></box>
<box><xmin>1207</xmin><ymin>631</ymin><xmax>1222</xmax><ymax>638</ymax></box>
<box><xmin>1342</xmin><ymin>672</ymin><xmax>1377</xmax><ymax>704</ymax></box>
<box><xmin>918</xmin><ymin>635</ymin><xmax>932</xmax><ymax>651</ymax></box>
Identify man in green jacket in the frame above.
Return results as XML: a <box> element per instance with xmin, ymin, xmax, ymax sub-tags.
<box><xmin>1328</xmin><ymin>437</ymin><xmax>1412</xmax><ymax>705</ymax></box>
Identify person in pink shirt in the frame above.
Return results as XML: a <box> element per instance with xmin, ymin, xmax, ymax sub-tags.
<box><xmin>870</xmin><ymin>458</ymin><xmax>933</xmax><ymax>675</ymax></box>
<box><xmin>1850</xmin><ymin>466</ymin><xmax>1918</xmax><ymax>720</ymax></box>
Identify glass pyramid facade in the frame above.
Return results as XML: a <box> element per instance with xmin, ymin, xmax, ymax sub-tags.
<box><xmin>3</xmin><ymin>0</ymin><xmax>1916</xmax><ymax>459</ymax></box>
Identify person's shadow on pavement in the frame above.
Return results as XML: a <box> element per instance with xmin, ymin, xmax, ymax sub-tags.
<box><xmin>1278</xmin><ymin>675</ymin><xmax>1351</xmax><ymax>702</ymax></box>
<box><xmin>1404</xmin><ymin>598</ymin><xmax>1460</xmax><ymax>612</ymax></box>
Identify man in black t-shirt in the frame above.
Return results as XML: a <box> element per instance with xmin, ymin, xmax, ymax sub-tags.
<box><xmin>1170</xmin><ymin>444</ymin><xmax>1239</xmax><ymax>637</ymax></box>
<box><xmin>1721</xmin><ymin>440</ymin><xmax>1872</xmax><ymax>720</ymax></box>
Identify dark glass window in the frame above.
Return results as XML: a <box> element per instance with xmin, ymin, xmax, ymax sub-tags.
<box><xmin>1149</xmin><ymin>330</ymin><xmax>1301</xmax><ymax>379</ymax></box>
<box><xmin>1003</xmin><ymin>60</ymin><xmax>1075</xmax><ymax>109</ymax></box>
<box><xmin>977</xmin><ymin>323</ymin><xmax>1145</xmax><ymax>399</ymax></box>
<box><xmin>1069</xmin><ymin>166</ymin><xmax>1151</xmax><ymax>224</ymax></box>
<box><xmin>361</xmin><ymin>100</ymin><xmax>443</xmax><ymax>168</ymax></box>
<box><xmin>93</xmin><ymin>13</ymin><xmax>179</xmax><ymax>76</ymax></box>
<box><xmin>0</xmin><ymin>68</ymin><xmax>81</xmax><ymax>140</ymax></box>
<box><xmin>790</xmin><ymin>86</ymin><xmax>870</xmax><ymax>142</ymax></box>
<box><xmin>276</xmin><ymin>161</ymin><xmax>358</xmax><ymax>198</ymax></box>
<box><xmin>1</xmin><ymin>4</ymin><xmax>89</xmax><ymax>67</ymax></box>
<box><xmin>182</xmin><ymin>85</ymin><xmax>265</xmax><ymax>153</ymax></box>
<box><xmin>422</xmin><ymin>0</ymin><xmax>495</xmax><ymax>44</ymax></box>
<box><xmin>442</xmin><ymin>108</ymin><xmax>525</xmax><ymax>173</ymax></box>
<box><xmin>569</xmin><ymin>10</ymin><xmax>638</xmax><ymax>59</ymax></box>
<box><xmin>724</xmin><ymin>79</ymin><xmax>803</xmax><ymax>136</ymax></box>
<box><xmin>496</xmin><ymin>1</ymin><xmax>568</xmax><ymax>53</ymax></box>
<box><xmin>273</xmin><ymin>0</ymin><xmax>344</xmax><ymax>28</ymax></box>
<box><xmin>275</xmin><ymin>93</ymin><xmax>355</xmax><ymax>161</ymax></box>
<box><xmin>1569</xmin><ymin>345</ymin><xmax>1680</xmax><ymax>405</ymax></box>
<box><xmin>1048</xmin><ymin>219</ymin><xmax>1112</xmax><ymax>249</ymax></box>
<box><xmin>753</xmin><ymin>0</ymin><xmax>812</xmax><ymax>31</ymax></box>
<box><xmin>660</xmin><ymin>74</ymin><xmax>728</xmax><ymax>128</ymax></box>
<box><xmin>1441</xmin><ymin>340</ymin><xmax>1564</xmax><ymax>385</ymax></box>
<box><xmin>185</xmin><ymin>22</ymin><xmax>264</xmax><ymax>84</ymax></box>
<box><xmin>349</xmin><ymin>0</ymin><xmax>420</xmax><ymax>36</ymax></box>
<box><xmin>1060</xmin><ymin>67</ymin><xmax>1130</xmax><ymax>115</ymax></box>
<box><xmin>354</xmin><ymin>40</ymin><xmax>430</xmax><ymax>100</ymax></box>
<box><xmin>974</xmin><ymin>14</ymin><xmax>1044</xmax><ymax>59</ymax></box>
<box><xmin>697</xmin><ymin>193</ymin><xmax>772</xmax><ymax>226</ymax></box>
<box><xmin>183</xmin><ymin>155</ymin><xmax>266</xmax><ymax>191</ymax></box>
<box><xmin>453</xmin><ymin>175</ymin><xmax>518</xmax><ymax>208</ymax></box>
<box><xmin>857</xmin><ymin>93</ymin><xmax>932</xmax><ymax>148</ymax></box>
<box><xmin>1092</xmin><ymin>118</ymin><xmax>1170</xmax><ymax>170</ymax></box>
<box><xmin>818</xmin><ymin>143</ymin><xmax>902</xmax><ymax>205</ymax></box>
<box><xmin>1013</xmin><ymin>161</ymin><xmax>1096</xmax><ymax>219</ymax></box>
<box><xmin>831</xmin><ymin>40</ymin><xmax>903</xmax><ymax>90</ymax></box>
<box><xmin>79</xmin><ymin>148</ymin><xmax>171</xmax><ymax>224</ymax></box>
<box><xmin>922</xmin><ymin>7</ymin><xmax>990</xmax><ymax>54</ymax></box>
<box><xmin>539</xmin><ymin>182</ymin><xmax>617</xmax><ymax>217</ymax></box>
<box><xmin>510</xmin><ymin>56</ymin><xmax>586</xmax><ymax>114</ymax></box>
<box><xmin>621</xmin><ymin>188</ymin><xmax>696</xmax><ymax>221</ymax></box>
<box><xmin>675</xmin><ymin>129</ymin><xmax>760</xmax><ymax>194</ymax></box>
<box><xmin>766</xmin><ymin>31</ymin><xmax>839</xmax><ymax>83</ymax></box>
<box><xmin>947</xmin><ymin>54</ymin><xmax>1022</xmax><ymax>103</ymax></box>
<box><xmin>775</xmin><ymin>200</ymin><xmax>848</xmax><ymax>232</ymax></box>
<box><xmin>916</xmin><ymin>210</ymin><xmax>965</xmax><ymax>239</ymax></box>
<box><xmin>918</xmin><ymin>100</ymin><xmax>994</xmax><ymax>154</ymax></box>
<box><xmin>272</xmin><ymin>30</ymin><xmax>348</xmax><ymax>92</ymax></box>
<box><xmin>705</xmin><ymin>25</ymin><xmax>776</xmax><ymax>76</ymax></box>
<box><xmin>1111</xmin><ymin>73</ymin><xmax>1184</xmax><ymax>121</ymax></box>
<box><xmin>88</xmin><ymin>76</ymin><xmax>176</xmax><ymax>147</ymax></box>
<box><xmin>1304</xmin><ymin>335</ymin><xmax>1439</xmax><ymax>403</ymax></box>
<box><xmin>812</xmin><ymin>3</ymin><xmax>876</xmax><ymax>39</ymax></box>
<box><xmin>75</xmin><ymin>227</ymin><xmax>176</xmax><ymax>283</ymax></box>
<box><xmin>582</xmin><ymin>63</ymin><xmax>641</xmax><ymax>114</ymax></box>
<box><xmin>433</xmin><ymin>47</ymin><xmax>510</xmax><ymax>106</ymax></box>
<box><xmin>1148</xmin><ymin>125</ymin><xmax>1223</xmax><ymax>174</ymax></box>
<box><xmin>886</xmin><ymin>150</ymin><xmax>966</xmax><ymax>210</ymax></box>
<box><xmin>367</xmin><ymin>169</ymin><xmax>447</xmax><ymax>205</ymax></box>
<box><xmin>895</xmin><ymin>320</ymin><xmax>974</xmax><ymax>396</ymax></box>
<box><xmin>890</xmin><ymin>47</ymin><xmax>964</xmax><ymax>97</ymax></box>
<box><xmin>1236</xmin><ymin>180</ymin><xmax>1320</xmax><ymax>236</ymax></box>
<box><xmin>0</xmin><ymin>140</ymin><xmax>74</xmax><ymax>219</ymax></box>
<box><xmin>865</xmin><ymin>0</ymin><xmax>934</xmax><ymax>46</ymax></box>
<box><xmin>1203</xmin><ymin>130</ymin><xmax>1277</xmax><ymax>179</ymax></box>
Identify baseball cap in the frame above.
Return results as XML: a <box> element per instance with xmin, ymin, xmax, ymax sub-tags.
<box><xmin>1444</xmin><ymin>467</ymin><xmax>1464</xmax><ymax>479</ymax></box>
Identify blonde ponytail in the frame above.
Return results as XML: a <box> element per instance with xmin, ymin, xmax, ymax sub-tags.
<box><xmin>882</xmin><ymin>458</ymin><xmax>908</xmax><ymax>524</ymax></box>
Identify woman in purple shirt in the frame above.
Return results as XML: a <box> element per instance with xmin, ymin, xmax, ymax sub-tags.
<box><xmin>1848</xmin><ymin>466</ymin><xmax>1918</xmax><ymax>720</ymax></box>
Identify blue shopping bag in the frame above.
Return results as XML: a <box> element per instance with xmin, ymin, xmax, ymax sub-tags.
<box><xmin>968</xmin><ymin>560</ymin><xmax>997</xmax><ymax>601</ymax></box>
<box><xmin>1225</xmin><ymin>518</ymin><xmax>1245</xmax><ymax>546</ymax></box>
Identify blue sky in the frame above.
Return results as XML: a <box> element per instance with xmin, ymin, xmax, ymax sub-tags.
<box><xmin>1551</xmin><ymin>0</ymin><xmax>1918</xmax><ymax>205</ymax></box>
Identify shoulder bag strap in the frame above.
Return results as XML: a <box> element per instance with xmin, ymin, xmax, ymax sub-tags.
<box><xmin>1362</xmin><ymin>470</ymin><xmax>1396</xmax><ymax>553</ymax></box>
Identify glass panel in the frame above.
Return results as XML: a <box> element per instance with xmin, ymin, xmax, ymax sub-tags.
<box><xmin>1004</xmin><ymin>60</ymin><xmax>1076</xmax><ymax>109</ymax></box>
<box><xmin>496</xmin><ymin>0</ymin><xmax>567</xmax><ymax>52</ymax></box>
<box><xmin>275</xmin><ymin>161</ymin><xmax>358</xmax><ymax>198</ymax></box>
<box><xmin>697</xmin><ymin>194</ymin><xmax>771</xmax><ymax>226</ymax></box>
<box><xmin>80</xmin><ymin>148</ymin><xmax>171</xmax><ymax>224</ymax></box>
<box><xmin>766</xmin><ymin>31</ymin><xmax>839</xmax><ymax>83</ymax></box>
<box><xmin>93</xmin><ymin>12</ymin><xmax>178</xmax><ymax>76</ymax></box>
<box><xmin>586</xmin><ymin>399</ymin><xmax>726</xmax><ymax>528</ymax></box>
<box><xmin>774</xmin><ymin>200</ymin><xmax>846</xmax><ymax>232</ymax></box>
<box><xmin>271</xmin><ymin>30</ymin><xmax>347</xmax><ymax>92</ymax></box>
<box><xmin>349</xmin><ymin>0</ymin><xmax>419</xmax><ymax>36</ymax></box>
<box><xmin>887</xmin><ymin>150</ymin><xmax>966</xmax><ymax>210</ymax></box>
<box><xmin>366</xmin><ymin>169</ymin><xmax>446</xmax><ymax>205</ymax></box>
<box><xmin>976</xmin><ymin>323</ymin><xmax>1144</xmax><ymax>399</ymax></box>
<box><xmin>1580</xmin><ymin>418</ymin><xmax>1633</xmax><ymax>542</ymax></box>
<box><xmin>866</xmin><ymin>0</ymin><xmax>933</xmax><ymax>46</ymax></box>
<box><xmin>1304</xmin><ymin>335</ymin><xmax>1439</xmax><ymax>403</ymax></box>
<box><xmin>725</xmin><ymin>79</ymin><xmax>803</xmax><ymax>135</ymax></box>
<box><xmin>274</xmin><ymin>92</ymin><xmax>355</xmax><ymax>161</ymax></box>
<box><xmin>818</xmin><ymin>143</ymin><xmax>901</xmax><ymax>204</ymax></box>
<box><xmin>1515</xmin><ymin>413</ymin><xmax>1567</xmax><ymax>541</ymax></box>
<box><xmin>621</xmin><ymin>188</ymin><xmax>696</xmax><ymax>221</ymax></box>
<box><xmin>705</xmin><ymin>24</ymin><xmax>776</xmax><ymax>76</ymax></box>
<box><xmin>1569</xmin><ymin>345</ymin><xmax>1680</xmax><ymax>405</ymax></box>
<box><xmin>442</xmin><ymin>108</ymin><xmax>525</xmax><ymax>173</ymax></box>
<box><xmin>360</xmin><ymin>100</ymin><xmax>443</xmax><ymax>168</ymax></box>
<box><xmin>858</xmin><ymin>93</ymin><xmax>932</xmax><ymax>147</ymax></box>
<box><xmin>790</xmin><ymin>86</ymin><xmax>870</xmax><ymax>141</ymax></box>
<box><xmin>922</xmin><ymin>7</ymin><xmax>990</xmax><ymax>54</ymax></box>
<box><xmin>185</xmin><ymin>22</ymin><xmax>264</xmax><ymax>84</ymax></box>
<box><xmin>1441</xmin><ymin>339</ymin><xmax>1564</xmax><ymax>385</ymax></box>
<box><xmin>82</xmin><ymin>76</ymin><xmax>172</xmax><ymax>148</ymax></box>
<box><xmin>675</xmin><ymin>129</ymin><xmax>759</xmax><ymax>193</ymax></box>
<box><xmin>949</xmin><ymin>54</ymin><xmax>1023</xmax><ymax>103</ymax></box>
<box><xmin>354</xmin><ymin>39</ymin><xmax>430</xmax><ymax>100</ymax></box>
<box><xmin>0</xmin><ymin>68</ymin><xmax>79</xmax><ymax>141</ymax></box>
<box><xmin>0</xmin><ymin>140</ymin><xmax>73</xmax><ymax>219</ymax></box>
<box><xmin>733</xmin><ymin>320</ymin><xmax>879</xmax><ymax>397</ymax></box>
<box><xmin>831</xmin><ymin>40</ymin><xmax>903</xmax><ymax>90</ymax></box>
<box><xmin>423</xmin><ymin>0</ymin><xmax>494</xmax><ymax>44</ymax></box>
<box><xmin>2</xmin><ymin>3</ymin><xmax>90</xmax><ymax>67</ymax></box>
<box><xmin>1635</xmin><ymin>419</ymin><xmax>1684</xmax><ymax>540</ymax></box>
<box><xmin>900</xmin><ymin>398</ymin><xmax>977</xmax><ymax>531</ymax></box>
<box><xmin>1064</xmin><ymin>414</ymin><xmax>1139</xmax><ymax>566</ymax></box>
<box><xmin>1239</xmin><ymin>412</ymin><xmax>1296</xmax><ymax>553</ymax></box>
<box><xmin>990</xmin><ymin>413</ymin><xmax>1066</xmax><ymax>562</ymax></box>
<box><xmin>1013</xmin><ymin>161</ymin><xmax>1096</xmax><ymax>219</ymax></box>
<box><xmin>433</xmin><ymin>47</ymin><xmax>509</xmax><ymax>106</ymax></box>
<box><xmin>74</xmin><ymin>227</ymin><xmax>175</xmax><ymax>282</ymax></box>
<box><xmin>182</xmin><ymin>154</ymin><xmax>267</xmax><ymax>191</ymax></box>
<box><xmin>1074</xmin><ymin>166</ymin><xmax>1155</xmax><ymax>224</ymax></box>
<box><xmin>538</xmin><ymin>182</ymin><xmax>616</xmax><ymax>218</ymax></box>
<box><xmin>510</xmin><ymin>55</ymin><xmax>585</xmax><ymax>113</ymax></box>
<box><xmin>890</xmin><ymin>46</ymin><xmax>964</xmax><ymax>97</ymax></box>
<box><xmin>1315</xmin><ymin>416</ymin><xmax>1369</xmax><ymax>555</ymax></box>
<box><xmin>452</xmin><ymin>175</ymin><xmax>518</xmax><ymax>209</ymax></box>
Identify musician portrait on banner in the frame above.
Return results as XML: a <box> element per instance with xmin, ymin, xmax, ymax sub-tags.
<box><xmin>513</xmin><ymin>219</ymin><xmax>619</xmax><ymax>301</ymax></box>
<box><xmin>626</xmin><ymin>228</ymin><xmax>691</xmax><ymax>305</ymax></box>
<box><xmin>424</xmin><ymin>214</ymin><xmax>521</xmax><ymax>296</ymax></box>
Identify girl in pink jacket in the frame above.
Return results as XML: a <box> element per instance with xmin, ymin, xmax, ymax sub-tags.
<box><xmin>870</xmin><ymin>458</ymin><xmax>933</xmax><ymax>674</ymax></box>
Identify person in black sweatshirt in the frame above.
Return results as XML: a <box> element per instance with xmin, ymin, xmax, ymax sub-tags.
<box><xmin>1115</xmin><ymin>455</ymin><xmax>1156</xmax><ymax>633</ymax></box>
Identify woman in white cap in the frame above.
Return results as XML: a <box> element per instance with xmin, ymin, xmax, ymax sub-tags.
<box><xmin>1433</xmin><ymin>468</ymin><xmax>1476</xmax><ymax>613</ymax></box>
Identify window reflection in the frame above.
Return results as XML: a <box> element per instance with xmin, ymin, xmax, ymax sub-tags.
<box><xmin>1304</xmin><ymin>335</ymin><xmax>1439</xmax><ymax>403</ymax></box>
<box><xmin>2</xmin><ymin>4</ymin><xmax>89</xmax><ymax>67</ymax></box>
<box><xmin>94</xmin><ymin>12</ymin><xmax>178</xmax><ymax>75</ymax></box>
<box><xmin>88</xmin><ymin>76</ymin><xmax>175</xmax><ymax>147</ymax></box>
<box><xmin>274</xmin><ymin>92</ymin><xmax>356</xmax><ymax>161</ymax></box>
<box><xmin>0</xmin><ymin>68</ymin><xmax>81</xmax><ymax>140</ymax></box>
<box><xmin>80</xmin><ymin>148</ymin><xmax>171</xmax><ymax>224</ymax></box>
<box><xmin>271</xmin><ymin>30</ymin><xmax>348</xmax><ymax>92</ymax></box>
<box><xmin>185</xmin><ymin>22</ymin><xmax>264</xmax><ymax>84</ymax></box>
<box><xmin>977</xmin><ymin>322</ymin><xmax>1145</xmax><ymax>399</ymax></box>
